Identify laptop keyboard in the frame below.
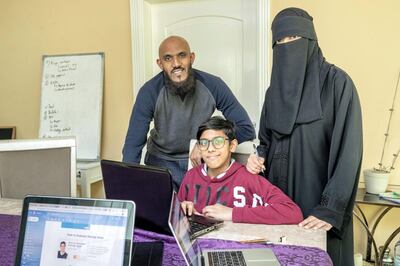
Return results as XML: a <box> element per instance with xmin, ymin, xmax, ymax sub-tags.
<box><xmin>208</xmin><ymin>250</ymin><xmax>246</xmax><ymax>266</ymax></box>
<box><xmin>189</xmin><ymin>220</ymin><xmax>210</xmax><ymax>233</ymax></box>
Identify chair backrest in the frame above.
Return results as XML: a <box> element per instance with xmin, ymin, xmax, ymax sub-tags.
<box><xmin>231</xmin><ymin>152</ymin><xmax>251</xmax><ymax>165</ymax></box>
<box><xmin>187</xmin><ymin>139</ymin><xmax>198</xmax><ymax>170</ymax></box>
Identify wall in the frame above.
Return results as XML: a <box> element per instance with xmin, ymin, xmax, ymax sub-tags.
<box><xmin>1</xmin><ymin>0</ymin><xmax>399</xmax><ymax>259</ymax></box>
<box><xmin>0</xmin><ymin>0</ymin><xmax>133</xmax><ymax>160</ymax></box>
<box><xmin>270</xmin><ymin>0</ymin><xmax>400</xmax><ymax>257</ymax></box>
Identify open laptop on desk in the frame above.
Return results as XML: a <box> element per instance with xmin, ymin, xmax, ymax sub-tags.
<box><xmin>14</xmin><ymin>195</ymin><xmax>163</xmax><ymax>266</ymax></box>
<box><xmin>168</xmin><ymin>192</ymin><xmax>280</xmax><ymax>266</ymax></box>
<box><xmin>101</xmin><ymin>159</ymin><xmax>173</xmax><ymax>235</ymax></box>
<box><xmin>171</xmin><ymin>192</ymin><xmax>223</xmax><ymax>240</ymax></box>
<box><xmin>101</xmin><ymin>159</ymin><xmax>222</xmax><ymax>238</ymax></box>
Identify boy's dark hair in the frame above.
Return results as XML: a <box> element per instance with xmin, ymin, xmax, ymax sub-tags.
<box><xmin>196</xmin><ymin>116</ymin><xmax>236</xmax><ymax>140</ymax></box>
<box><xmin>60</xmin><ymin>241</ymin><xmax>66</xmax><ymax>246</ymax></box>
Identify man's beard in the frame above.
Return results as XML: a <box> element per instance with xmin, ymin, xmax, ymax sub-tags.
<box><xmin>164</xmin><ymin>67</ymin><xmax>196</xmax><ymax>100</ymax></box>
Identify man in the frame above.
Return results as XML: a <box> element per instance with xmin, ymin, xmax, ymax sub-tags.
<box><xmin>123</xmin><ymin>36</ymin><xmax>255</xmax><ymax>191</ymax></box>
<box><xmin>57</xmin><ymin>241</ymin><xmax>68</xmax><ymax>259</ymax></box>
<box><xmin>246</xmin><ymin>8</ymin><xmax>362</xmax><ymax>265</ymax></box>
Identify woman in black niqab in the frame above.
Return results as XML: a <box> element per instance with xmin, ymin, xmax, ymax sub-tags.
<box><xmin>267</xmin><ymin>8</ymin><xmax>330</xmax><ymax>137</ymax></box>
<box><xmin>249</xmin><ymin>7</ymin><xmax>363</xmax><ymax>266</ymax></box>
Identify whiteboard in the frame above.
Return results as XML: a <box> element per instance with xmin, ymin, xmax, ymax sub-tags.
<box><xmin>39</xmin><ymin>53</ymin><xmax>104</xmax><ymax>160</ymax></box>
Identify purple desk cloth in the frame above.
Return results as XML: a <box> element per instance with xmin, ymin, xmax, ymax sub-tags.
<box><xmin>1</xmin><ymin>214</ymin><xmax>332</xmax><ymax>266</ymax></box>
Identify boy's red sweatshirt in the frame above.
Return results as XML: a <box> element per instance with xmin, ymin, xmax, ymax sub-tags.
<box><xmin>178</xmin><ymin>162</ymin><xmax>303</xmax><ymax>224</ymax></box>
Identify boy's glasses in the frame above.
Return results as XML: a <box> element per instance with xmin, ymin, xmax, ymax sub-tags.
<box><xmin>197</xmin><ymin>136</ymin><xmax>230</xmax><ymax>151</ymax></box>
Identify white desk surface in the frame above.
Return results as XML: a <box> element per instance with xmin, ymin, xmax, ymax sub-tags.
<box><xmin>0</xmin><ymin>198</ymin><xmax>326</xmax><ymax>251</ymax></box>
<box><xmin>0</xmin><ymin>198</ymin><xmax>22</xmax><ymax>215</ymax></box>
<box><xmin>198</xmin><ymin>221</ymin><xmax>326</xmax><ymax>251</ymax></box>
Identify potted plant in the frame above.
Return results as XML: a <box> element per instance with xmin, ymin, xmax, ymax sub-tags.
<box><xmin>364</xmin><ymin>71</ymin><xmax>400</xmax><ymax>194</ymax></box>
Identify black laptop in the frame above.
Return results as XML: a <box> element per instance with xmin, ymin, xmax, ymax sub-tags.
<box><xmin>101</xmin><ymin>160</ymin><xmax>223</xmax><ymax>239</ymax></box>
<box><xmin>101</xmin><ymin>159</ymin><xmax>173</xmax><ymax>235</ymax></box>
<box><xmin>14</xmin><ymin>195</ymin><xmax>163</xmax><ymax>266</ymax></box>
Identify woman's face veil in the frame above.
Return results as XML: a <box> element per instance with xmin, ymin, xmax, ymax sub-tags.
<box><xmin>265</xmin><ymin>7</ymin><xmax>324</xmax><ymax>136</ymax></box>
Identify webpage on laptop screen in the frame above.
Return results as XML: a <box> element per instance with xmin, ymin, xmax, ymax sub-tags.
<box><xmin>20</xmin><ymin>203</ymin><xmax>128</xmax><ymax>266</ymax></box>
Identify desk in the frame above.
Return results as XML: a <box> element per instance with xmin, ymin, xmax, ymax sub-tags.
<box><xmin>354</xmin><ymin>188</ymin><xmax>400</xmax><ymax>265</ymax></box>
<box><xmin>76</xmin><ymin>161</ymin><xmax>103</xmax><ymax>198</ymax></box>
<box><xmin>200</xmin><ymin>221</ymin><xmax>326</xmax><ymax>251</ymax></box>
<box><xmin>0</xmin><ymin>215</ymin><xmax>332</xmax><ymax>266</ymax></box>
<box><xmin>0</xmin><ymin>197</ymin><xmax>21</xmax><ymax>215</ymax></box>
<box><xmin>0</xmin><ymin>198</ymin><xmax>332</xmax><ymax>265</ymax></box>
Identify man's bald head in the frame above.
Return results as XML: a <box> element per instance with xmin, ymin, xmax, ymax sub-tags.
<box><xmin>156</xmin><ymin>35</ymin><xmax>195</xmax><ymax>85</ymax></box>
<box><xmin>158</xmin><ymin>36</ymin><xmax>191</xmax><ymax>58</ymax></box>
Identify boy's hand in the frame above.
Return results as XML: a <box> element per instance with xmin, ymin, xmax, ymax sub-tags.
<box><xmin>299</xmin><ymin>215</ymin><xmax>332</xmax><ymax>231</ymax></box>
<box><xmin>181</xmin><ymin>201</ymin><xmax>199</xmax><ymax>216</ymax></box>
<box><xmin>190</xmin><ymin>145</ymin><xmax>202</xmax><ymax>167</ymax></box>
<box><xmin>246</xmin><ymin>153</ymin><xmax>265</xmax><ymax>174</ymax></box>
<box><xmin>202</xmin><ymin>204</ymin><xmax>232</xmax><ymax>221</ymax></box>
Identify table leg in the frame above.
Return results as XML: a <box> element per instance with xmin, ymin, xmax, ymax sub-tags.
<box><xmin>354</xmin><ymin>204</ymin><xmax>395</xmax><ymax>266</ymax></box>
<box><xmin>81</xmin><ymin>179</ymin><xmax>90</xmax><ymax>198</ymax></box>
<box><xmin>377</xmin><ymin>226</ymin><xmax>400</xmax><ymax>266</ymax></box>
<box><xmin>368</xmin><ymin>206</ymin><xmax>392</xmax><ymax>263</ymax></box>
<box><xmin>353</xmin><ymin>210</ymin><xmax>379</xmax><ymax>266</ymax></box>
<box><xmin>355</xmin><ymin>204</ymin><xmax>369</xmax><ymax>226</ymax></box>
<box><xmin>355</xmin><ymin>204</ymin><xmax>373</xmax><ymax>260</ymax></box>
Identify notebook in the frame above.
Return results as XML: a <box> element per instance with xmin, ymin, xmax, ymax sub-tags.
<box><xmin>101</xmin><ymin>159</ymin><xmax>173</xmax><ymax>235</ymax></box>
<box><xmin>131</xmin><ymin>241</ymin><xmax>164</xmax><ymax>266</ymax></box>
<box><xmin>14</xmin><ymin>195</ymin><xmax>163</xmax><ymax>266</ymax></box>
<box><xmin>168</xmin><ymin>192</ymin><xmax>280</xmax><ymax>266</ymax></box>
<box><xmin>379</xmin><ymin>191</ymin><xmax>400</xmax><ymax>204</ymax></box>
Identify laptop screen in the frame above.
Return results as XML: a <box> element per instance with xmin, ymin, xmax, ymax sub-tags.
<box><xmin>168</xmin><ymin>192</ymin><xmax>200</xmax><ymax>266</ymax></box>
<box><xmin>101</xmin><ymin>159</ymin><xmax>173</xmax><ymax>235</ymax></box>
<box><xmin>15</xmin><ymin>196</ymin><xmax>134</xmax><ymax>266</ymax></box>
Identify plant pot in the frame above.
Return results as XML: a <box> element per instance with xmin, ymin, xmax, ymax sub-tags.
<box><xmin>363</xmin><ymin>169</ymin><xmax>390</xmax><ymax>194</ymax></box>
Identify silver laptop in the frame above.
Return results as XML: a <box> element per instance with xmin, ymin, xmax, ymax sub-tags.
<box><xmin>14</xmin><ymin>195</ymin><xmax>138</xmax><ymax>266</ymax></box>
<box><xmin>168</xmin><ymin>192</ymin><xmax>280</xmax><ymax>266</ymax></box>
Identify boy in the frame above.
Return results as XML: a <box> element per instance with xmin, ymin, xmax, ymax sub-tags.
<box><xmin>178</xmin><ymin>116</ymin><xmax>303</xmax><ymax>224</ymax></box>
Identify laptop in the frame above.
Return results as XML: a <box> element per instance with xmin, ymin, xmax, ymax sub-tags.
<box><xmin>14</xmin><ymin>195</ymin><xmax>163</xmax><ymax>266</ymax></box>
<box><xmin>101</xmin><ymin>159</ymin><xmax>223</xmax><ymax>239</ymax></box>
<box><xmin>168</xmin><ymin>192</ymin><xmax>281</xmax><ymax>266</ymax></box>
<box><xmin>170</xmin><ymin>192</ymin><xmax>223</xmax><ymax>240</ymax></box>
<box><xmin>101</xmin><ymin>159</ymin><xmax>173</xmax><ymax>235</ymax></box>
